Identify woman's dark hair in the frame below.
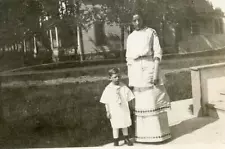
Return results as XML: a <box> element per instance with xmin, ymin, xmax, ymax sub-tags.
<box><xmin>132</xmin><ymin>11</ymin><xmax>144</xmax><ymax>20</ymax></box>
<box><xmin>131</xmin><ymin>11</ymin><xmax>146</xmax><ymax>25</ymax></box>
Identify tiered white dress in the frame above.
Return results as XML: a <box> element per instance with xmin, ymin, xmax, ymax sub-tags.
<box><xmin>126</xmin><ymin>27</ymin><xmax>171</xmax><ymax>142</ymax></box>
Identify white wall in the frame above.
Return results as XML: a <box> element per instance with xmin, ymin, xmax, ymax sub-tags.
<box><xmin>82</xmin><ymin>23</ymin><xmax>124</xmax><ymax>54</ymax></box>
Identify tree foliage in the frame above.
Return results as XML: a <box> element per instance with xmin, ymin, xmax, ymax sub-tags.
<box><xmin>0</xmin><ymin>0</ymin><xmax>224</xmax><ymax>61</ymax></box>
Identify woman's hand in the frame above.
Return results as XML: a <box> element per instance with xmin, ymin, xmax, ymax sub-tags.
<box><xmin>153</xmin><ymin>77</ymin><xmax>159</xmax><ymax>85</ymax></box>
<box><xmin>150</xmin><ymin>75</ymin><xmax>159</xmax><ymax>85</ymax></box>
<box><xmin>153</xmin><ymin>57</ymin><xmax>160</xmax><ymax>85</ymax></box>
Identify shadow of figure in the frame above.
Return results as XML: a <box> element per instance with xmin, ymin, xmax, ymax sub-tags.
<box><xmin>131</xmin><ymin>117</ymin><xmax>217</xmax><ymax>145</ymax></box>
<box><xmin>170</xmin><ymin>117</ymin><xmax>218</xmax><ymax>142</ymax></box>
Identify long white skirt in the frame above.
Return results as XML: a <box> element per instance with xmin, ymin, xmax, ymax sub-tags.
<box><xmin>133</xmin><ymin>85</ymin><xmax>171</xmax><ymax>142</ymax></box>
<box><xmin>135</xmin><ymin>112</ymin><xmax>171</xmax><ymax>142</ymax></box>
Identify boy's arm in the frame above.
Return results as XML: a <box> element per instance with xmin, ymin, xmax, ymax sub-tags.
<box><xmin>105</xmin><ymin>104</ymin><xmax>111</xmax><ymax>119</ymax></box>
<box><xmin>105</xmin><ymin>104</ymin><xmax>109</xmax><ymax>113</ymax></box>
<box><xmin>100</xmin><ymin>88</ymin><xmax>111</xmax><ymax>119</ymax></box>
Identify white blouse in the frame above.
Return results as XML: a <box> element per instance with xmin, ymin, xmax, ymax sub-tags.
<box><xmin>126</xmin><ymin>28</ymin><xmax>164</xmax><ymax>87</ymax></box>
<box><xmin>126</xmin><ymin>27</ymin><xmax>162</xmax><ymax>64</ymax></box>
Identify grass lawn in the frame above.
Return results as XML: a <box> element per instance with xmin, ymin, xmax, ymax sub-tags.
<box><xmin>1</xmin><ymin>53</ymin><xmax>225</xmax><ymax>148</ymax></box>
<box><xmin>0</xmin><ymin>81</ymin><xmax>115</xmax><ymax>148</ymax></box>
<box><xmin>0</xmin><ymin>69</ymin><xmax>191</xmax><ymax>148</ymax></box>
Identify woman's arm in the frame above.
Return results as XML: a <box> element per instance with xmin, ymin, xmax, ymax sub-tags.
<box><xmin>152</xmin><ymin>30</ymin><xmax>162</xmax><ymax>85</ymax></box>
<box><xmin>152</xmin><ymin>30</ymin><xmax>162</xmax><ymax>61</ymax></box>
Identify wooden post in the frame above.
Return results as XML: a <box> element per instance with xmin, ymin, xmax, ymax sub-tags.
<box><xmin>49</xmin><ymin>29</ymin><xmax>53</xmax><ymax>50</ymax></box>
<box><xmin>33</xmin><ymin>35</ymin><xmax>37</xmax><ymax>58</ymax></box>
<box><xmin>191</xmin><ymin>69</ymin><xmax>204</xmax><ymax>117</ymax></box>
<box><xmin>54</xmin><ymin>26</ymin><xmax>59</xmax><ymax>62</ymax></box>
<box><xmin>49</xmin><ymin>29</ymin><xmax>56</xmax><ymax>62</ymax></box>
<box><xmin>23</xmin><ymin>39</ymin><xmax>26</xmax><ymax>53</ymax></box>
<box><xmin>55</xmin><ymin>26</ymin><xmax>59</xmax><ymax>47</ymax></box>
<box><xmin>160</xmin><ymin>14</ymin><xmax>165</xmax><ymax>48</ymax></box>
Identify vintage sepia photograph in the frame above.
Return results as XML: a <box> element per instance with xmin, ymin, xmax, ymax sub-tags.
<box><xmin>0</xmin><ymin>0</ymin><xmax>224</xmax><ymax>148</ymax></box>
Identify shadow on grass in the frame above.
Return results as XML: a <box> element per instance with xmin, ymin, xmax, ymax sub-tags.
<box><xmin>0</xmin><ymin>82</ymin><xmax>115</xmax><ymax>148</ymax></box>
<box><xmin>0</xmin><ymin>101</ymin><xmax>113</xmax><ymax>148</ymax></box>
<box><xmin>0</xmin><ymin>120</ymin><xmax>113</xmax><ymax>148</ymax></box>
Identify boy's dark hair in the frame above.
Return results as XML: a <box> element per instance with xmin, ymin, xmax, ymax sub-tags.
<box><xmin>108</xmin><ymin>67</ymin><xmax>120</xmax><ymax>77</ymax></box>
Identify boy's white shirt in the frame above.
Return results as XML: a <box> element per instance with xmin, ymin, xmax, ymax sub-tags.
<box><xmin>100</xmin><ymin>82</ymin><xmax>135</xmax><ymax>128</ymax></box>
<box><xmin>100</xmin><ymin>82</ymin><xmax>134</xmax><ymax>106</ymax></box>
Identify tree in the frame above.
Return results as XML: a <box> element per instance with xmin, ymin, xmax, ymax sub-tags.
<box><xmin>0</xmin><ymin>0</ymin><xmax>94</xmax><ymax>63</ymax></box>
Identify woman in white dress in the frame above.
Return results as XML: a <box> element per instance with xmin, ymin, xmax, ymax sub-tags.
<box><xmin>126</xmin><ymin>12</ymin><xmax>171</xmax><ymax>143</ymax></box>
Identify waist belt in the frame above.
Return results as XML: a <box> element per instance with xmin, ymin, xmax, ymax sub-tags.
<box><xmin>133</xmin><ymin>87</ymin><xmax>153</xmax><ymax>92</ymax></box>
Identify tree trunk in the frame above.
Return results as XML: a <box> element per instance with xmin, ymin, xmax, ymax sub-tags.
<box><xmin>21</xmin><ymin>41</ymin><xmax>25</xmax><ymax>66</ymax></box>
<box><xmin>49</xmin><ymin>29</ymin><xmax>56</xmax><ymax>62</ymax></box>
<box><xmin>0</xmin><ymin>46</ymin><xmax>5</xmax><ymax>59</ymax></box>
<box><xmin>55</xmin><ymin>26</ymin><xmax>59</xmax><ymax>48</ymax></box>
<box><xmin>77</xmin><ymin>26</ymin><xmax>85</xmax><ymax>61</ymax></box>
<box><xmin>120</xmin><ymin>25</ymin><xmax>125</xmax><ymax>62</ymax></box>
<box><xmin>33</xmin><ymin>35</ymin><xmax>37</xmax><ymax>58</ymax></box>
<box><xmin>190</xmin><ymin>20</ymin><xmax>193</xmax><ymax>35</ymax></box>
<box><xmin>16</xmin><ymin>43</ymin><xmax>18</xmax><ymax>52</ymax></box>
<box><xmin>23</xmin><ymin>39</ymin><xmax>27</xmax><ymax>53</ymax></box>
<box><xmin>175</xmin><ymin>23</ymin><xmax>181</xmax><ymax>53</ymax></box>
<box><xmin>73</xmin><ymin>25</ymin><xmax>78</xmax><ymax>59</ymax></box>
<box><xmin>128</xmin><ymin>25</ymin><xmax>133</xmax><ymax>34</ymax></box>
<box><xmin>49</xmin><ymin>29</ymin><xmax>53</xmax><ymax>50</ymax></box>
<box><xmin>13</xmin><ymin>44</ymin><xmax>16</xmax><ymax>51</ymax></box>
<box><xmin>75</xmin><ymin>0</ymin><xmax>85</xmax><ymax>61</ymax></box>
<box><xmin>14</xmin><ymin>44</ymin><xmax>17</xmax><ymax>51</ymax></box>
<box><xmin>160</xmin><ymin>14</ymin><xmax>165</xmax><ymax>49</ymax></box>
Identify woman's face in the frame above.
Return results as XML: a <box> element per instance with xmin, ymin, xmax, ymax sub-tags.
<box><xmin>132</xmin><ymin>14</ymin><xmax>143</xmax><ymax>30</ymax></box>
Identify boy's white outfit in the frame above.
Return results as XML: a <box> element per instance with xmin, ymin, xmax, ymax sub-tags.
<box><xmin>100</xmin><ymin>82</ymin><xmax>134</xmax><ymax>129</ymax></box>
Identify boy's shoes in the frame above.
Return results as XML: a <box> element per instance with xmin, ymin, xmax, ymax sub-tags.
<box><xmin>124</xmin><ymin>136</ymin><xmax>133</xmax><ymax>146</ymax></box>
<box><xmin>114</xmin><ymin>138</ymin><xmax>119</xmax><ymax>146</ymax></box>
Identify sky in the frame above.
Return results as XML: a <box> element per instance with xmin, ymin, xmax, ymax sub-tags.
<box><xmin>208</xmin><ymin>0</ymin><xmax>225</xmax><ymax>12</ymax></box>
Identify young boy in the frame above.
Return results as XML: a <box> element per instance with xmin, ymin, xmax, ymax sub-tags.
<box><xmin>100</xmin><ymin>68</ymin><xmax>134</xmax><ymax>146</ymax></box>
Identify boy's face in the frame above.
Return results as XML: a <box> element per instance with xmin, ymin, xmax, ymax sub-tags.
<box><xmin>110</xmin><ymin>73</ymin><xmax>120</xmax><ymax>85</ymax></box>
